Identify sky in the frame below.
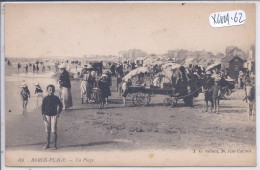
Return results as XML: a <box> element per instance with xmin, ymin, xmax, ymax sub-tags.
<box><xmin>4</xmin><ymin>3</ymin><xmax>255</xmax><ymax>58</ymax></box>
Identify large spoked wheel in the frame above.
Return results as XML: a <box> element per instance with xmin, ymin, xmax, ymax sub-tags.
<box><xmin>132</xmin><ymin>93</ymin><xmax>151</xmax><ymax>106</ymax></box>
<box><xmin>92</xmin><ymin>88</ymin><xmax>101</xmax><ymax>103</ymax></box>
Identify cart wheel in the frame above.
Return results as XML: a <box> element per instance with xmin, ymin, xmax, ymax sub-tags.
<box><xmin>132</xmin><ymin>92</ymin><xmax>150</xmax><ymax>106</ymax></box>
<box><xmin>132</xmin><ymin>94</ymin><xmax>138</xmax><ymax>106</ymax></box>
<box><xmin>163</xmin><ymin>97</ymin><xmax>172</xmax><ymax>106</ymax></box>
<box><xmin>136</xmin><ymin>92</ymin><xmax>147</xmax><ymax>106</ymax></box>
<box><xmin>146</xmin><ymin>94</ymin><xmax>151</xmax><ymax>105</ymax></box>
<box><xmin>92</xmin><ymin>89</ymin><xmax>101</xmax><ymax>103</ymax></box>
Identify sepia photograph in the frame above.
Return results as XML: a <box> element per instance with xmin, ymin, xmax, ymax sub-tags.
<box><xmin>2</xmin><ymin>2</ymin><xmax>256</xmax><ymax>167</ymax></box>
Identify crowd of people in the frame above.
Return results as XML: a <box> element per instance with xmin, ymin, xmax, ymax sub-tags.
<box><xmin>5</xmin><ymin>59</ymin><xmax>52</xmax><ymax>73</ymax></box>
<box><xmin>16</xmin><ymin>58</ymin><xmax>256</xmax><ymax>112</ymax></box>
<box><xmin>14</xmin><ymin>59</ymin><xmax>256</xmax><ymax>150</ymax></box>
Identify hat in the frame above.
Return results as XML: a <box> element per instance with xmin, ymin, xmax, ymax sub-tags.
<box><xmin>206</xmin><ymin>71</ymin><xmax>211</xmax><ymax>75</ymax></box>
<box><xmin>88</xmin><ymin>65</ymin><xmax>93</xmax><ymax>69</ymax></box>
<box><xmin>34</xmin><ymin>82</ymin><xmax>39</xmax><ymax>86</ymax></box>
<box><xmin>21</xmin><ymin>82</ymin><xmax>27</xmax><ymax>87</ymax></box>
<box><xmin>214</xmin><ymin>78</ymin><xmax>221</xmax><ymax>82</ymax></box>
<box><xmin>101</xmin><ymin>74</ymin><xmax>108</xmax><ymax>78</ymax></box>
<box><xmin>58</xmin><ymin>63</ymin><xmax>66</xmax><ymax>69</ymax></box>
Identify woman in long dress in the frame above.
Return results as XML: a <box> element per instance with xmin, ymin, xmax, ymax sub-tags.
<box><xmin>58</xmin><ymin>64</ymin><xmax>73</xmax><ymax>110</ymax></box>
<box><xmin>80</xmin><ymin>67</ymin><xmax>93</xmax><ymax>104</ymax></box>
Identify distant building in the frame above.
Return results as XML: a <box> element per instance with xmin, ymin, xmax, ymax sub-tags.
<box><xmin>167</xmin><ymin>50</ymin><xmax>178</xmax><ymax>59</ymax></box>
<box><xmin>221</xmin><ymin>55</ymin><xmax>245</xmax><ymax>81</ymax></box>
<box><xmin>225</xmin><ymin>46</ymin><xmax>247</xmax><ymax>60</ymax></box>
<box><xmin>118</xmin><ymin>51</ymin><xmax>128</xmax><ymax>60</ymax></box>
<box><xmin>119</xmin><ymin>49</ymin><xmax>147</xmax><ymax>61</ymax></box>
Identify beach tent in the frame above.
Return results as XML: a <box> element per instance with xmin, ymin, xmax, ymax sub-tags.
<box><xmin>161</xmin><ymin>63</ymin><xmax>180</xmax><ymax>70</ymax></box>
<box><xmin>151</xmin><ymin>60</ymin><xmax>165</xmax><ymax>66</ymax></box>
<box><xmin>184</xmin><ymin>58</ymin><xmax>195</xmax><ymax>67</ymax></box>
<box><xmin>143</xmin><ymin>56</ymin><xmax>158</xmax><ymax>66</ymax></box>
<box><xmin>161</xmin><ymin>63</ymin><xmax>181</xmax><ymax>83</ymax></box>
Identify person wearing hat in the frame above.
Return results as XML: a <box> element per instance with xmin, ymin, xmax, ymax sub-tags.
<box><xmin>34</xmin><ymin>82</ymin><xmax>43</xmax><ymax>94</ymax></box>
<box><xmin>244</xmin><ymin>77</ymin><xmax>255</xmax><ymax>120</ymax></box>
<box><xmin>104</xmin><ymin>71</ymin><xmax>112</xmax><ymax>104</ymax></box>
<box><xmin>20</xmin><ymin>82</ymin><xmax>30</xmax><ymax>114</ymax></box>
<box><xmin>34</xmin><ymin>82</ymin><xmax>43</xmax><ymax>107</ymax></box>
<box><xmin>58</xmin><ymin>63</ymin><xmax>73</xmax><ymax>110</ymax></box>
<box><xmin>210</xmin><ymin>78</ymin><xmax>221</xmax><ymax>113</ymax></box>
<box><xmin>202</xmin><ymin>70</ymin><xmax>214</xmax><ymax>113</ymax></box>
<box><xmin>238</xmin><ymin>70</ymin><xmax>245</xmax><ymax>89</ymax></box>
<box><xmin>98</xmin><ymin>74</ymin><xmax>110</xmax><ymax>108</ymax></box>
<box><xmin>80</xmin><ymin>69</ymin><xmax>93</xmax><ymax>104</ymax></box>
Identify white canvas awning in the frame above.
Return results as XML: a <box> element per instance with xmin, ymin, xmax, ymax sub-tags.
<box><xmin>206</xmin><ymin>61</ymin><xmax>221</xmax><ymax>71</ymax></box>
<box><xmin>123</xmin><ymin>67</ymin><xmax>152</xmax><ymax>81</ymax></box>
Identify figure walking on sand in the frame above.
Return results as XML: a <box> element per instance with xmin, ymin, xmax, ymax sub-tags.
<box><xmin>42</xmin><ymin>84</ymin><xmax>63</xmax><ymax>149</ymax></box>
<box><xmin>121</xmin><ymin>79</ymin><xmax>129</xmax><ymax>106</ymax></box>
<box><xmin>98</xmin><ymin>74</ymin><xmax>110</xmax><ymax>108</ymax></box>
<box><xmin>202</xmin><ymin>71</ymin><xmax>214</xmax><ymax>113</ymax></box>
<box><xmin>105</xmin><ymin>71</ymin><xmax>112</xmax><ymax>104</ymax></box>
<box><xmin>80</xmin><ymin>65</ymin><xmax>93</xmax><ymax>104</ymax></box>
<box><xmin>58</xmin><ymin>63</ymin><xmax>73</xmax><ymax>110</ymax></box>
<box><xmin>20</xmin><ymin>82</ymin><xmax>30</xmax><ymax>115</ymax></box>
<box><xmin>34</xmin><ymin>82</ymin><xmax>43</xmax><ymax>108</ymax></box>
<box><xmin>210</xmin><ymin>78</ymin><xmax>221</xmax><ymax>114</ymax></box>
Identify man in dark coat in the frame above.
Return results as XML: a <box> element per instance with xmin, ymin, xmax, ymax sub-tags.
<box><xmin>202</xmin><ymin>71</ymin><xmax>214</xmax><ymax>112</ymax></box>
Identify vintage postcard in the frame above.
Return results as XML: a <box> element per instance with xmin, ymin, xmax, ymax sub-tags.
<box><xmin>2</xmin><ymin>2</ymin><xmax>256</xmax><ymax>167</ymax></box>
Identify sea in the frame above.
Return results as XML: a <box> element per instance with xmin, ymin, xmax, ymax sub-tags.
<box><xmin>5</xmin><ymin>71</ymin><xmax>59</xmax><ymax>116</ymax></box>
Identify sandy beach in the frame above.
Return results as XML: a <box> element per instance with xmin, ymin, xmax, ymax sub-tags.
<box><xmin>5</xmin><ymin>76</ymin><xmax>255</xmax><ymax>151</ymax></box>
<box><xmin>4</xmin><ymin>65</ymin><xmax>256</xmax><ymax>166</ymax></box>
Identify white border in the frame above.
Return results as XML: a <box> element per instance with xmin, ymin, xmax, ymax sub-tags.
<box><xmin>0</xmin><ymin>1</ymin><xmax>259</xmax><ymax>170</ymax></box>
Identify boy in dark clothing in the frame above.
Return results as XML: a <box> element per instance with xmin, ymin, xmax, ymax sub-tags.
<box><xmin>42</xmin><ymin>84</ymin><xmax>63</xmax><ymax>149</ymax></box>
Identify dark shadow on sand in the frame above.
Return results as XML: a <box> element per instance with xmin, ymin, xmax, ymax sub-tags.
<box><xmin>6</xmin><ymin>141</ymin><xmax>122</xmax><ymax>149</ymax></box>
<box><xmin>59</xmin><ymin>141</ymin><xmax>118</xmax><ymax>149</ymax></box>
<box><xmin>6</xmin><ymin>142</ymin><xmax>46</xmax><ymax>148</ymax></box>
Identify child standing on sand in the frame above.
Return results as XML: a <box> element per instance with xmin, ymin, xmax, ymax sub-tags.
<box><xmin>20</xmin><ymin>82</ymin><xmax>30</xmax><ymax>114</ymax></box>
<box><xmin>34</xmin><ymin>82</ymin><xmax>43</xmax><ymax>94</ymax></box>
<box><xmin>42</xmin><ymin>84</ymin><xmax>63</xmax><ymax>149</ymax></box>
<box><xmin>34</xmin><ymin>82</ymin><xmax>43</xmax><ymax>107</ymax></box>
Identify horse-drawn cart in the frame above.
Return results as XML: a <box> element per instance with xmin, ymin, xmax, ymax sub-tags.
<box><xmin>128</xmin><ymin>85</ymin><xmax>201</xmax><ymax>107</ymax></box>
<box><xmin>124</xmin><ymin>65</ymin><xmax>201</xmax><ymax>107</ymax></box>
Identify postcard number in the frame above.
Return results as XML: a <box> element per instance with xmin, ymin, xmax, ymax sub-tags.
<box><xmin>209</xmin><ymin>10</ymin><xmax>246</xmax><ymax>28</ymax></box>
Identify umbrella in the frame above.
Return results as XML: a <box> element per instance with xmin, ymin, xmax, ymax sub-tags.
<box><xmin>184</xmin><ymin>58</ymin><xmax>194</xmax><ymax>66</ymax></box>
<box><xmin>152</xmin><ymin>61</ymin><xmax>164</xmax><ymax>66</ymax></box>
<box><xmin>206</xmin><ymin>61</ymin><xmax>221</xmax><ymax>71</ymax></box>
<box><xmin>161</xmin><ymin>63</ymin><xmax>180</xmax><ymax>70</ymax></box>
<box><xmin>123</xmin><ymin>67</ymin><xmax>152</xmax><ymax>81</ymax></box>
